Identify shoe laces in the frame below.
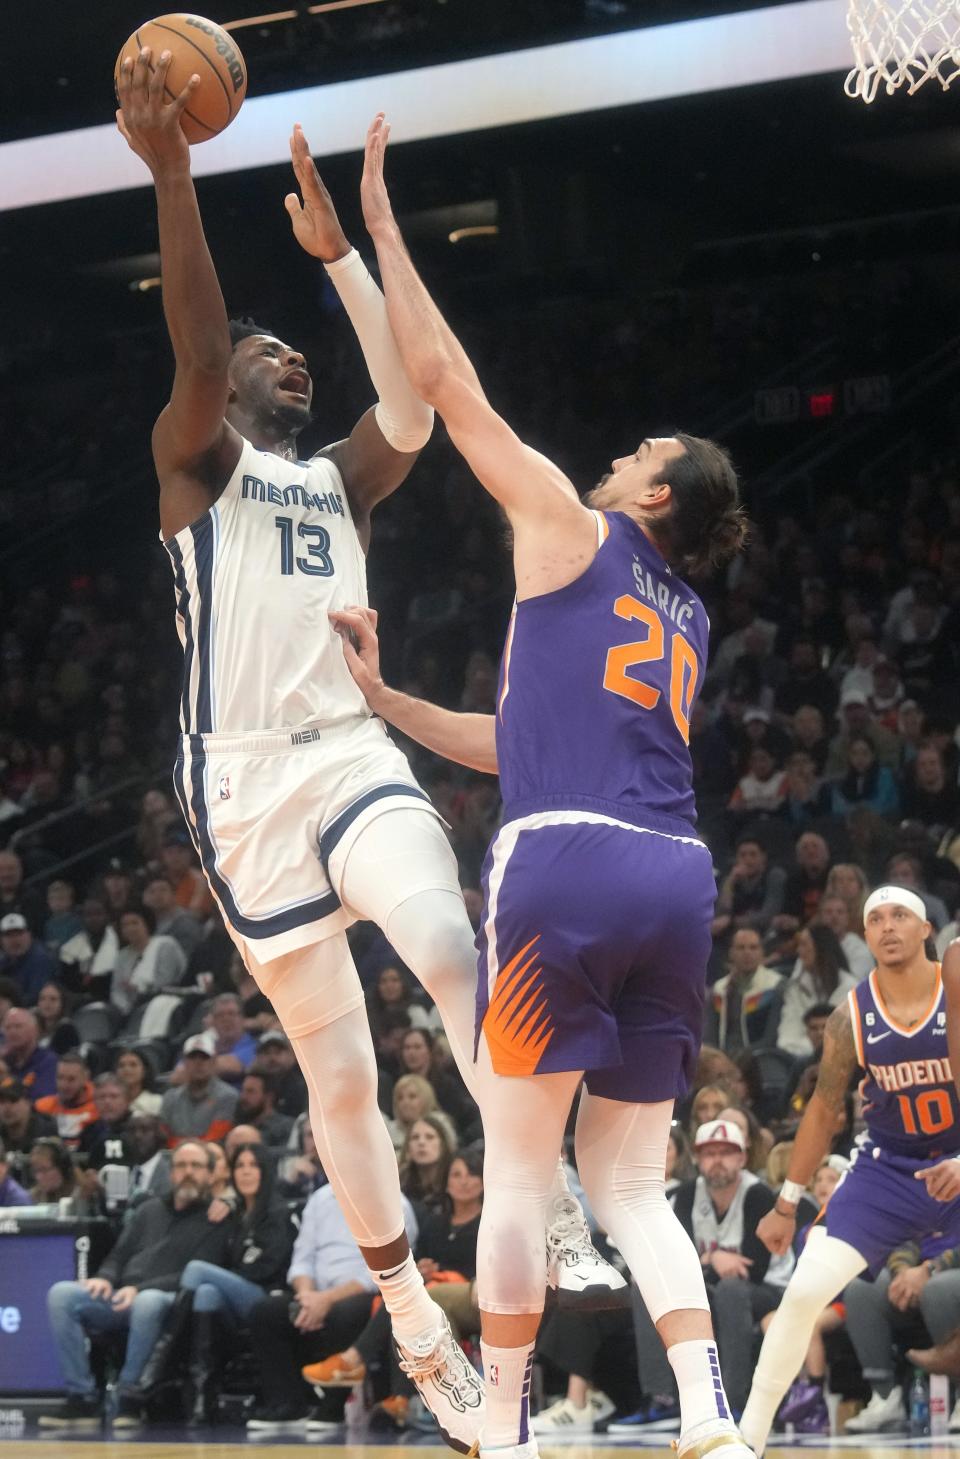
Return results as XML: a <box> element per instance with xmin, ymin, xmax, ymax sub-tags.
<box><xmin>546</xmin><ymin>1194</ymin><xmax>592</xmax><ymax>1255</ymax></box>
<box><xmin>398</xmin><ymin>1323</ymin><xmax>466</xmax><ymax>1384</ymax></box>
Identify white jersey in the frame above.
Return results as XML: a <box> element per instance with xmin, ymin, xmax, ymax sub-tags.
<box><xmin>164</xmin><ymin>437</ymin><xmax>370</xmax><ymax>735</ymax></box>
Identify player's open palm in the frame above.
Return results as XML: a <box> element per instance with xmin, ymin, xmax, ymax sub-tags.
<box><xmin>116</xmin><ymin>47</ymin><xmax>198</xmax><ymax>176</ymax></box>
<box><xmin>329</xmin><ymin>606</ymin><xmax>384</xmax><ymax>707</ymax></box>
<box><xmin>361</xmin><ymin>114</ymin><xmax>394</xmax><ymax>236</ymax></box>
<box><xmin>757</xmin><ymin>1206</ymin><xmax>796</xmax><ymax>1255</ymax></box>
<box><xmin>284</xmin><ymin>125</ymin><xmax>351</xmax><ymax>262</ymax></box>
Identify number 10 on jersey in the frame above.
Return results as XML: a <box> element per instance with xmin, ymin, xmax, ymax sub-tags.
<box><xmin>275</xmin><ymin>516</ymin><xmax>334</xmax><ymax>577</ymax></box>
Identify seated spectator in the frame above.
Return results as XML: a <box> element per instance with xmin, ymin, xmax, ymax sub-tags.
<box><xmin>223</xmin><ymin>1123</ymin><xmax>264</xmax><ymax>1160</ymax></box>
<box><xmin>35</xmin><ymin>1051</ymin><xmax>102</xmax><ymax>1151</ymax></box>
<box><xmin>900</xmin><ymin>743</ymin><xmax>960</xmax><ymax>839</ymax></box>
<box><xmin>161</xmin><ymin>830</ymin><xmax>214</xmax><ymax>920</ymax></box>
<box><xmin>0</xmin><ymin>1074</ymin><xmax>56</xmax><ymax>1181</ymax></box>
<box><xmin>727</xmin><ymin>746</ymin><xmax>788</xmax><ymax>821</ymax></box>
<box><xmin>826</xmin><ymin>690</ymin><xmax>901</xmax><ymax>776</ymax></box>
<box><xmin>628</xmin><ymin>1118</ymin><xmax>781</xmax><ymax>1424</ymax></box>
<box><xmin>718</xmin><ymin>1103</ymin><xmax>775</xmax><ymax>1176</ymax></box>
<box><xmin>1</xmin><ymin>1006</ymin><xmax>57</xmax><ymax>1098</ymax></box>
<box><xmin>30</xmin><ymin>1136</ymin><xmax>78</xmax><ymax>1206</ymax></box>
<box><xmin>59</xmin><ymin>896</ymin><xmax>120</xmax><ymax>1002</ymax></box>
<box><xmin>170</xmin><ymin>993</ymin><xmax>258</xmax><ymax>1087</ymax></box>
<box><xmin>279</xmin><ymin>1116</ymin><xmax>327</xmax><ymax>1201</ymax></box>
<box><xmin>777</xmin><ymin>927</ymin><xmax>857</xmax><ymax>1057</ymax></box>
<box><xmin>366</xmin><ymin>963</ymin><xmax>437</xmax><ymax>1038</ymax></box>
<box><xmin>775</xmin><ymin>638</ymin><xmax>837</xmax><ymax>722</ymax></box>
<box><xmin>84</xmin><ymin>1073</ymin><xmax>134</xmax><ymax>1173</ymax></box>
<box><xmin>869</xmin><ymin>656</ymin><xmax>905</xmax><ymax>729</ymax></box>
<box><xmin>705</xmin><ymin>929</ymin><xmax>785</xmax><ymax>1054</ymax></box>
<box><xmin>830</xmin><ymin>735</ymin><xmax>900</xmax><ymax>819</ymax></box>
<box><xmin>886</xmin><ymin>852</ymin><xmax>951</xmax><ymax>930</ymax></box>
<box><xmin>111</xmin><ymin>906</ymin><xmax>187</xmax><ymax>1015</ymax></box>
<box><xmin>39</xmin><ymin>1140</ymin><xmax>235</xmax><ymax>1428</ymax></box>
<box><xmin>0</xmin><ymin>1134</ymin><xmax>32</xmax><ymax>1206</ymax></box>
<box><xmin>142</xmin><ymin>874</ymin><xmax>203</xmax><ymax>960</ymax></box>
<box><xmin>817</xmin><ymin>895</ymin><xmax>873</xmax><ymax>979</ymax></box>
<box><xmin>775</xmin><ymin>833</ymin><xmax>832</xmax><ymax>934</ymax></box>
<box><xmin>0</xmin><ymin>849</ymin><xmax>44</xmax><ymax>933</ymax></box>
<box><xmin>666</xmin><ymin>1125</ymin><xmax>694</xmax><ymax>1196</ymax></box>
<box><xmin>254</xmin><ymin>1029</ymin><xmax>307</xmax><ymax>1118</ymax></box>
<box><xmin>43</xmin><ymin>879</ymin><xmax>82</xmax><ymax>953</ymax></box>
<box><xmin>244</xmin><ymin>1181</ymin><xmax>417</xmax><ymax>1429</ymax></box>
<box><xmin>136</xmin><ymin>787</ymin><xmax>180</xmax><ymax>864</ymax></box>
<box><xmin>34</xmin><ymin>980</ymin><xmax>78</xmax><ymax>1051</ymax></box>
<box><xmin>824</xmin><ymin>862</ymin><xmax>871</xmax><ymax>936</ymax></box>
<box><xmin>897</xmin><ymin>699</ymin><xmax>926</xmax><ymax>766</ymax></box>
<box><xmin>398</xmin><ymin>1027</ymin><xmax>472</xmax><ymax>1133</ymax></box>
<box><xmin>115</xmin><ymin>1047</ymin><xmax>163</xmax><ymax>1117</ymax></box>
<box><xmin>233</xmin><ymin>1069</ymin><xmax>293</xmax><ymax>1147</ymax></box>
<box><xmin>400</xmin><ymin>1114</ymin><xmax>457</xmax><ymax>1214</ymax></box>
<box><xmin>389</xmin><ymin>1073</ymin><xmax>451</xmax><ymax>1152</ymax></box>
<box><xmin>126</xmin><ymin>1114</ymin><xmax>173</xmax><ymax>1204</ymax></box>
<box><xmin>687</xmin><ymin>1081</ymin><xmax>739</xmax><ymax>1140</ymax></box>
<box><xmin>374</xmin><ymin>1007</ymin><xmax>413</xmax><ymax>1080</ymax></box>
<box><xmin>99</xmin><ymin>860</ymin><xmax>136</xmax><ymax>921</ymax></box>
<box><xmin>0</xmin><ymin>912</ymin><xmax>58</xmax><ymax>1005</ymax></box>
<box><xmin>173</xmin><ymin>1143</ymin><xmax>296</xmax><ymax>1423</ymax></box>
<box><xmin>780</xmin><ymin>1002</ymin><xmax>834</xmax><ymax>1130</ymax></box>
<box><xmin>159</xmin><ymin>1033</ymin><xmax>238</xmax><ymax>1147</ymax></box>
<box><xmin>712</xmin><ymin>838</ymin><xmax>787</xmax><ymax>943</ymax></box>
<box><xmin>791</xmin><ymin>705</ymin><xmax>829</xmax><ymax>774</ymax></box>
<box><xmin>779</xmin><ymin>752</ymin><xmax>832</xmax><ymax>827</ymax></box>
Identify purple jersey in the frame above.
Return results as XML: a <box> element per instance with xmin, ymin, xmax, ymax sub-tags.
<box><xmin>495</xmin><ymin>510</ymin><xmax>709</xmax><ymax>833</ymax></box>
<box><xmin>848</xmin><ymin>966</ymin><xmax>960</xmax><ymax>1157</ymax></box>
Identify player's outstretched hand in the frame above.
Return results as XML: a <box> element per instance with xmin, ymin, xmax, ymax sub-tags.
<box><xmin>329</xmin><ymin>606</ymin><xmax>385</xmax><ymax>708</ymax></box>
<box><xmin>361</xmin><ymin>113</ymin><xmax>395</xmax><ymax>237</ymax></box>
<box><xmin>116</xmin><ymin>48</ymin><xmax>198</xmax><ymax>177</ymax></box>
<box><xmin>757</xmin><ymin>1206</ymin><xmax>796</xmax><ymax>1255</ymax></box>
<box><xmin>284</xmin><ymin>125</ymin><xmax>351</xmax><ymax>263</ymax></box>
<box><xmin>915</xmin><ymin>1158</ymin><xmax>960</xmax><ymax>1202</ymax></box>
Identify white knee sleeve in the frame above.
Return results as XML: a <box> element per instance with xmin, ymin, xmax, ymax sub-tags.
<box><xmin>247</xmin><ymin>936</ymin><xmax>364</xmax><ymax>1038</ymax></box>
<box><xmin>576</xmin><ymin>1093</ymin><xmax>708</xmax><ymax>1324</ymax></box>
<box><xmin>741</xmin><ymin>1231</ymin><xmax>866</xmax><ymax>1456</ymax></box>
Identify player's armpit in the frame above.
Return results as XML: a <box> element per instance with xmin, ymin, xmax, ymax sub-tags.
<box><xmin>813</xmin><ymin>1000</ymin><xmax>859</xmax><ymax>1111</ymax></box>
<box><xmin>152</xmin><ymin>398</ymin><xmax>243</xmax><ymax>539</ymax></box>
<box><xmin>332</xmin><ymin>407</ymin><xmax>422</xmax><ymax>522</ymax></box>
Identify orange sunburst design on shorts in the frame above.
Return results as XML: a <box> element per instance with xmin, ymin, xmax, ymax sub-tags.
<box><xmin>482</xmin><ymin>934</ymin><xmax>555</xmax><ymax>1076</ymax></box>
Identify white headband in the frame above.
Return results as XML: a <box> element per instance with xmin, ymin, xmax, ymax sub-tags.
<box><xmin>863</xmin><ymin>885</ymin><xmax>927</xmax><ymax>922</ymax></box>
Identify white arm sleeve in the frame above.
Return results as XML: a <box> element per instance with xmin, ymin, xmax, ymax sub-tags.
<box><xmin>324</xmin><ymin>248</ymin><xmax>435</xmax><ymax>453</ymax></box>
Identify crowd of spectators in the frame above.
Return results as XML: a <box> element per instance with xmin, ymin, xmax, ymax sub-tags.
<box><xmin>2</xmin><ymin>216</ymin><xmax>960</xmax><ymax>1434</ymax></box>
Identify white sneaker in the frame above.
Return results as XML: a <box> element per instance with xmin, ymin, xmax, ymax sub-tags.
<box><xmin>546</xmin><ymin>1193</ymin><xmax>628</xmax><ymax>1308</ymax></box>
<box><xmin>480</xmin><ymin>1442</ymin><xmax>539</xmax><ymax>1459</ymax></box>
<box><xmin>533</xmin><ymin>1396</ymin><xmax>595</xmax><ymax>1434</ymax></box>
<box><xmin>949</xmin><ymin>1395</ymin><xmax>960</xmax><ymax>1433</ymax></box>
<box><xmin>844</xmin><ymin>1386</ymin><xmax>906</xmax><ymax>1433</ymax></box>
<box><xmin>395</xmin><ymin>1311</ymin><xmax>484</xmax><ymax>1456</ymax></box>
<box><xmin>674</xmin><ymin>1420</ymin><xmax>755</xmax><ymax>1459</ymax></box>
<box><xmin>589</xmin><ymin>1389</ymin><xmax>616</xmax><ymax>1424</ymax></box>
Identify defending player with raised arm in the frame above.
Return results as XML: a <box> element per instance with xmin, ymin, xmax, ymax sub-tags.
<box><xmin>741</xmin><ymin>886</ymin><xmax>960</xmax><ymax>1455</ymax></box>
<box><xmin>356</xmin><ymin>117</ymin><xmax>762</xmax><ymax>1459</ymax></box>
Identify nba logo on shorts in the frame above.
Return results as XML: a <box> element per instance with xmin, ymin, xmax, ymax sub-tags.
<box><xmin>488</xmin><ymin>1363</ymin><xmax>500</xmax><ymax>1386</ymax></box>
<box><xmin>219</xmin><ymin>775</ymin><xmax>231</xmax><ymax>801</ymax></box>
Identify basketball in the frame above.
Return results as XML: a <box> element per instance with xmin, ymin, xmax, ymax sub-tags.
<box><xmin>114</xmin><ymin>13</ymin><xmax>247</xmax><ymax>144</ymax></box>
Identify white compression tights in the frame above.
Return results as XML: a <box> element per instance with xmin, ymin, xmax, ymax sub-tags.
<box><xmin>248</xmin><ymin>937</ymin><xmax>407</xmax><ymax>1248</ymax></box>
<box><xmin>740</xmin><ymin>1229</ymin><xmax>866</xmax><ymax>1456</ymax></box>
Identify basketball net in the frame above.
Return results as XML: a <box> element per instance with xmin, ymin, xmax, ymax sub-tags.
<box><xmin>845</xmin><ymin>0</ymin><xmax>960</xmax><ymax>100</ymax></box>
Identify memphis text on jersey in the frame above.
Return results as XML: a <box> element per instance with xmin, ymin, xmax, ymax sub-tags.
<box><xmin>241</xmin><ymin>473</ymin><xmax>345</xmax><ymax>516</ymax></box>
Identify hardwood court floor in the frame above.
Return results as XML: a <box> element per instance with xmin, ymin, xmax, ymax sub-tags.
<box><xmin>5</xmin><ymin>1438</ymin><xmax>960</xmax><ymax>1457</ymax></box>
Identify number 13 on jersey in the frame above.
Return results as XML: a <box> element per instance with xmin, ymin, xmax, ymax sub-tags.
<box><xmin>602</xmin><ymin>594</ymin><xmax>698</xmax><ymax>743</ymax></box>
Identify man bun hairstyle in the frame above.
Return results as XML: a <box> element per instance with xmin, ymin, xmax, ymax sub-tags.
<box><xmin>652</xmin><ymin>432</ymin><xmax>749</xmax><ymax>575</ymax></box>
<box><xmin>229</xmin><ymin>317</ymin><xmax>275</xmax><ymax>349</ymax></box>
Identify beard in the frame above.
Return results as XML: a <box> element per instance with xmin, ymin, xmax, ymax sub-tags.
<box><xmin>583</xmin><ymin>473</ymin><xmax>613</xmax><ymax>506</ymax></box>
<box><xmin>272</xmin><ymin>396</ymin><xmax>313</xmax><ymax>434</ymax></box>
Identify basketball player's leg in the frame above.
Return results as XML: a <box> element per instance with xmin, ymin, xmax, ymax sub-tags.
<box><xmin>739</xmin><ymin>1230</ymin><xmax>866</xmax><ymax>1455</ymax></box>
<box><xmin>575</xmin><ymin>1090</ymin><xmax>744</xmax><ymax>1454</ymax></box>
<box><xmin>330</xmin><ymin>806</ymin><xmax>620</xmax><ymax>1295</ymax></box>
<box><xmin>247</xmin><ymin>932</ymin><xmax>484</xmax><ymax>1452</ymax></box>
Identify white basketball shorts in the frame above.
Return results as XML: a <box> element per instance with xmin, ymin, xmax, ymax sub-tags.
<box><xmin>173</xmin><ymin>713</ymin><xmax>442</xmax><ymax>965</ymax></box>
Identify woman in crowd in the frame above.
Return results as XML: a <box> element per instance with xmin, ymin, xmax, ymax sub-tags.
<box><xmin>777</xmin><ymin>925</ymin><xmax>857</xmax><ymax>1055</ymax></box>
<box><xmin>686</xmin><ymin>1081</ymin><xmax>739</xmax><ymax>1140</ymax></box>
<box><xmin>33</xmin><ymin>981</ymin><xmax>78</xmax><ymax>1053</ymax></box>
<box><xmin>398</xmin><ymin>1026</ymin><xmax>473</xmax><ymax>1132</ymax></box>
<box><xmin>110</xmin><ymin>905</ymin><xmax>186</xmax><ymax>1015</ymax></box>
<box><xmin>135</xmin><ymin>1143</ymin><xmax>295</xmax><ymax>1425</ymax></box>
<box><xmin>302</xmin><ymin>1148</ymin><xmax>486</xmax><ymax>1432</ymax></box>
<box><xmin>114</xmin><ymin>1047</ymin><xmax>162</xmax><ymax>1116</ymax></box>
<box><xmin>29</xmin><ymin>1137</ymin><xmax>77</xmax><ymax>1206</ymax></box>
<box><xmin>718</xmin><ymin>1103</ymin><xmax>774</xmax><ymax>1176</ymax></box>
<box><xmin>824</xmin><ymin>862</ymin><xmax>871</xmax><ymax>936</ymax></box>
<box><xmin>387</xmin><ymin>1073</ymin><xmax>451</xmax><ymax>1153</ymax></box>
<box><xmin>830</xmin><ymin>735</ymin><xmax>900</xmax><ymax>819</ymax></box>
<box><xmin>365</xmin><ymin>963</ymin><xmax>437</xmax><ymax>1037</ymax></box>
<box><xmin>399</xmin><ymin>1114</ymin><xmax>457</xmax><ymax>1214</ymax></box>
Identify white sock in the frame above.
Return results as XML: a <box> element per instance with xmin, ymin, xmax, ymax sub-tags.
<box><xmin>480</xmin><ymin>1340</ymin><xmax>536</xmax><ymax>1448</ymax></box>
<box><xmin>668</xmin><ymin>1339</ymin><xmax>733</xmax><ymax>1434</ymax></box>
<box><xmin>373</xmin><ymin>1252</ymin><xmax>439</xmax><ymax>1345</ymax></box>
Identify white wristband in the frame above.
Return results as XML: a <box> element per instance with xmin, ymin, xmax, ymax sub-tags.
<box><xmin>323</xmin><ymin>248</ymin><xmax>434</xmax><ymax>453</ymax></box>
<box><xmin>779</xmin><ymin>1180</ymin><xmax>805</xmax><ymax>1207</ymax></box>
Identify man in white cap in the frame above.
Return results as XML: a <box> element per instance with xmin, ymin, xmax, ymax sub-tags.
<box><xmin>158</xmin><ymin>1033</ymin><xmax>238</xmax><ymax>1146</ymax></box>
<box><xmin>741</xmin><ymin>885</ymin><xmax>960</xmax><ymax>1451</ymax></box>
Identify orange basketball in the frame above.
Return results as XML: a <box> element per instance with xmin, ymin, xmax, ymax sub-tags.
<box><xmin>115</xmin><ymin>13</ymin><xmax>247</xmax><ymax>144</ymax></box>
